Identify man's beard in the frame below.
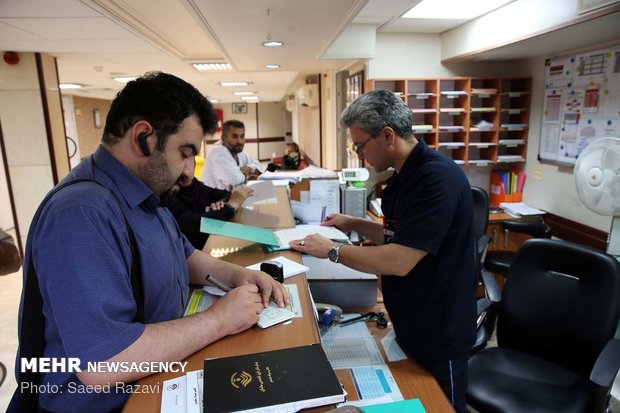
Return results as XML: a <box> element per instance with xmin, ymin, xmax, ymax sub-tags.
<box><xmin>226</xmin><ymin>144</ymin><xmax>243</xmax><ymax>154</ymax></box>
<box><xmin>138</xmin><ymin>150</ymin><xmax>181</xmax><ymax>206</ymax></box>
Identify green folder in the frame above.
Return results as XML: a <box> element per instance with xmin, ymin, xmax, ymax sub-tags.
<box><xmin>199</xmin><ymin>217</ymin><xmax>280</xmax><ymax>247</ymax></box>
<box><xmin>362</xmin><ymin>399</ymin><xmax>426</xmax><ymax>413</ymax></box>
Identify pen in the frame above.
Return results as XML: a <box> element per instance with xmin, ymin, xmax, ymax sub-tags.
<box><xmin>205</xmin><ymin>274</ymin><xmax>231</xmax><ymax>292</ymax></box>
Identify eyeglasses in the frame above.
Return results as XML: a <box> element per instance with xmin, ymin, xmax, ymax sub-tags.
<box><xmin>351</xmin><ymin>134</ymin><xmax>375</xmax><ymax>157</ymax></box>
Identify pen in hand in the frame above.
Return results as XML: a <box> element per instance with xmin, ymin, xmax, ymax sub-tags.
<box><xmin>205</xmin><ymin>274</ymin><xmax>232</xmax><ymax>292</ymax></box>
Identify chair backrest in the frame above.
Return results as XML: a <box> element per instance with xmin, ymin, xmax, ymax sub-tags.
<box><xmin>497</xmin><ymin>238</ymin><xmax>620</xmax><ymax>377</ymax></box>
<box><xmin>502</xmin><ymin>219</ymin><xmax>552</xmax><ymax>238</ymax></box>
<box><xmin>471</xmin><ymin>187</ymin><xmax>489</xmax><ymax>241</ymax></box>
<box><xmin>471</xmin><ymin>187</ymin><xmax>490</xmax><ymax>278</ymax></box>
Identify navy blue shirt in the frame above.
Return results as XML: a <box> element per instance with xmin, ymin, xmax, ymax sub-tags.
<box><xmin>20</xmin><ymin>145</ymin><xmax>194</xmax><ymax>412</ymax></box>
<box><xmin>381</xmin><ymin>139</ymin><xmax>476</xmax><ymax>362</ymax></box>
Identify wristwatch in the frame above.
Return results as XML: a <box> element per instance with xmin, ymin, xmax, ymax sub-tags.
<box><xmin>328</xmin><ymin>244</ymin><xmax>342</xmax><ymax>263</ymax></box>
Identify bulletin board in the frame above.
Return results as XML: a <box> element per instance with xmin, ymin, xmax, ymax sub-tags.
<box><xmin>539</xmin><ymin>44</ymin><xmax>620</xmax><ymax>164</ymax></box>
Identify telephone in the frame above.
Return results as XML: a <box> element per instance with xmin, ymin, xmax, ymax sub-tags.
<box><xmin>370</xmin><ymin>198</ymin><xmax>383</xmax><ymax>217</ymax></box>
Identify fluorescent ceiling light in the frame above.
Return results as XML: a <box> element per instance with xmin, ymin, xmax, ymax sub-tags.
<box><xmin>265</xmin><ymin>64</ymin><xmax>280</xmax><ymax>69</ymax></box>
<box><xmin>403</xmin><ymin>0</ymin><xmax>513</xmax><ymax>19</ymax></box>
<box><xmin>193</xmin><ymin>62</ymin><xmax>231</xmax><ymax>71</ymax></box>
<box><xmin>241</xmin><ymin>96</ymin><xmax>259</xmax><ymax>101</ymax></box>
<box><xmin>209</xmin><ymin>99</ymin><xmax>219</xmax><ymax>103</ymax></box>
<box><xmin>262</xmin><ymin>40</ymin><xmax>283</xmax><ymax>47</ymax></box>
<box><xmin>220</xmin><ymin>81</ymin><xmax>251</xmax><ymax>87</ymax></box>
<box><xmin>114</xmin><ymin>77</ymin><xmax>137</xmax><ymax>83</ymax></box>
<box><xmin>59</xmin><ymin>83</ymin><xmax>82</xmax><ymax>89</ymax></box>
<box><xmin>233</xmin><ymin>91</ymin><xmax>254</xmax><ymax>96</ymax></box>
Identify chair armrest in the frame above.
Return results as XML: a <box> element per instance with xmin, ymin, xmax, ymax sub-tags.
<box><xmin>589</xmin><ymin>338</ymin><xmax>620</xmax><ymax>413</ymax></box>
<box><xmin>477</xmin><ymin>234</ymin><xmax>490</xmax><ymax>255</ymax></box>
<box><xmin>481</xmin><ymin>270</ymin><xmax>501</xmax><ymax>303</ymax></box>
<box><xmin>590</xmin><ymin>338</ymin><xmax>620</xmax><ymax>388</ymax></box>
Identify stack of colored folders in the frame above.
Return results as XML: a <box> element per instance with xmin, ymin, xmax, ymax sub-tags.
<box><xmin>490</xmin><ymin>167</ymin><xmax>525</xmax><ymax>207</ymax></box>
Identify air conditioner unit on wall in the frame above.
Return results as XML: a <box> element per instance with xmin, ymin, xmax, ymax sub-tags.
<box><xmin>297</xmin><ymin>84</ymin><xmax>319</xmax><ymax>107</ymax></box>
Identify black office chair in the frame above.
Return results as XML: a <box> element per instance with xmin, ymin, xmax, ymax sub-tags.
<box><xmin>484</xmin><ymin>218</ymin><xmax>551</xmax><ymax>277</ymax></box>
<box><xmin>471</xmin><ymin>187</ymin><xmax>501</xmax><ymax>353</ymax></box>
<box><xmin>467</xmin><ymin>238</ymin><xmax>620</xmax><ymax>413</ymax></box>
<box><xmin>0</xmin><ymin>361</ymin><xmax>5</xmax><ymax>389</ymax></box>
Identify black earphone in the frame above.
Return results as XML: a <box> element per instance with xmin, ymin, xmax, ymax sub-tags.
<box><xmin>138</xmin><ymin>133</ymin><xmax>150</xmax><ymax>156</ymax></box>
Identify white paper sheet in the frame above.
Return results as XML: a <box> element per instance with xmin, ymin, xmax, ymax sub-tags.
<box><xmin>243</xmin><ymin>180</ymin><xmax>277</xmax><ymax>205</ymax></box>
<box><xmin>161</xmin><ymin>375</ymin><xmax>186</xmax><ymax>413</ymax></box>
<box><xmin>380</xmin><ymin>330</ymin><xmax>407</xmax><ymax>362</ymax></box>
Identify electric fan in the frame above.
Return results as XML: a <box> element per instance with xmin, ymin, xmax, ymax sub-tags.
<box><xmin>574</xmin><ymin>137</ymin><xmax>620</xmax><ymax>256</ymax></box>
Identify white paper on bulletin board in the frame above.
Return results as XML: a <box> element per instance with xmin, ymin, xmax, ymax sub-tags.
<box><xmin>545</xmin><ymin>57</ymin><xmax>574</xmax><ymax>89</ymax></box>
<box><xmin>539</xmin><ymin>44</ymin><xmax>620</xmax><ymax>164</ymax></box>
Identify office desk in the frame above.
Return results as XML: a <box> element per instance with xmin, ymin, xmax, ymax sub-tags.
<box><xmin>124</xmin><ymin>187</ymin><xmax>452</xmax><ymax>412</ymax></box>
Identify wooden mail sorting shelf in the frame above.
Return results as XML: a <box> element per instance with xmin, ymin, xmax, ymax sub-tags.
<box><xmin>365</xmin><ymin>77</ymin><xmax>532</xmax><ymax>166</ymax></box>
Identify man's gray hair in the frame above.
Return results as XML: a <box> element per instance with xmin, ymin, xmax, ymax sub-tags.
<box><xmin>340</xmin><ymin>90</ymin><xmax>413</xmax><ymax>141</ymax></box>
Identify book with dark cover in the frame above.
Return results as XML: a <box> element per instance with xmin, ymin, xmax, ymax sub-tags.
<box><xmin>203</xmin><ymin>344</ymin><xmax>344</xmax><ymax>413</ymax></box>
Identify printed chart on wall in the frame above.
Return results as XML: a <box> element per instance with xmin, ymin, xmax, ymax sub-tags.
<box><xmin>539</xmin><ymin>45</ymin><xmax>620</xmax><ymax>164</ymax></box>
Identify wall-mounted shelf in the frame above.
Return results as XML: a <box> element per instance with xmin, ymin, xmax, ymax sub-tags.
<box><xmin>364</xmin><ymin>77</ymin><xmax>532</xmax><ymax>166</ymax></box>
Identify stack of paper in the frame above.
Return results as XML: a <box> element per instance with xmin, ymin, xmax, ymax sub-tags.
<box><xmin>500</xmin><ymin>202</ymin><xmax>545</xmax><ymax>216</ymax></box>
<box><xmin>269</xmin><ymin>225</ymin><xmax>350</xmax><ymax>252</ymax></box>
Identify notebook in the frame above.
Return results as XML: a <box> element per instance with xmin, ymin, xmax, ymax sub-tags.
<box><xmin>203</xmin><ymin>344</ymin><xmax>344</xmax><ymax>413</ymax></box>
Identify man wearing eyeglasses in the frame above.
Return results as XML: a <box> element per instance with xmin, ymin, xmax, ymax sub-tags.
<box><xmin>290</xmin><ymin>90</ymin><xmax>475</xmax><ymax>413</ymax></box>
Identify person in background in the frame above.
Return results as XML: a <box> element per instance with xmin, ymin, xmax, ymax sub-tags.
<box><xmin>200</xmin><ymin>119</ymin><xmax>263</xmax><ymax>190</ymax></box>
<box><xmin>167</xmin><ymin>156</ymin><xmax>253</xmax><ymax>249</ymax></box>
<box><xmin>0</xmin><ymin>228</ymin><xmax>21</xmax><ymax>275</ymax></box>
<box><xmin>289</xmin><ymin>90</ymin><xmax>475</xmax><ymax>413</ymax></box>
<box><xmin>10</xmin><ymin>72</ymin><xmax>288</xmax><ymax>413</ymax></box>
<box><xmin>266</xmin><ymin>142</ymin><xmax>301</xmax><ymax>172</ymax></box>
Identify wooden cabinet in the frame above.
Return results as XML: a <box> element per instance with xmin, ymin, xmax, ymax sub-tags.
<box><xmin>486</xmin><ymin>221</ymin><xmax>532</xmax><ymax>253</ymax></box>
<box><xmin>364</xmin><ymin>77</ymin><xmax>532</xmax><ymax>166</ymax></box>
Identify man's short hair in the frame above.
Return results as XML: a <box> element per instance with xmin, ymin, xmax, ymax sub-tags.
<box><xmin>340</xmin><ymin>90</ymin><xmax>414</xmax><ymax>141</ymax></box>
<box><xmin>102</xmin><ymin>71</ymin><xmax>218</xmax><ymax>151</ymax></box>
<box><xmin>221</xmin><ymin>120</ymin><xmax>245</xmax><ymax>136</ymax></box>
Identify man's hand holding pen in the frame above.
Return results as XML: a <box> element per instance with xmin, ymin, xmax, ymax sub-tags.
<box><xmin>206</xmin><ymin>269</ymin><xmax>290</xmax><ymax>308</ymax></box>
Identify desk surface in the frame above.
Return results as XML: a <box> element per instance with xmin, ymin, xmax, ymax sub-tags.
<box><xmin>124</xmin><ymin>186</ymin><xmax>453</xmax><ymax>413</ymax></box>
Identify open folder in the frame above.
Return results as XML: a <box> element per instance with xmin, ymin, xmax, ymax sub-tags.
<box><xmin>199</xmin><ymin>217</ymin><xmax>280</xmax><ymax>246</ymax></box>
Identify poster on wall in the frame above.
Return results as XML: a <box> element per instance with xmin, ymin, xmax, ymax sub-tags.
<box><xmin>543</xmin><ymin>88</ymin><xmax>564</xmax><ymax>123</ymax></box>
<box><xmin>539</xmin><ymin>124</ymin><xmax>561</xmax><ymax>160</ymax></box>
<box><xmin>539</xmin><ymin>44</ymin><xmax>620</xmax><ymax>164</ymax></box>
<box><xmin>573</xmin><ymin>49</ymin><xmax>608</xmax><ymax>88</ymax></box>
<box><xmin>545</xmin><ymin>57</ymin><xmax>574</xmax><ymax>89</ymax></box>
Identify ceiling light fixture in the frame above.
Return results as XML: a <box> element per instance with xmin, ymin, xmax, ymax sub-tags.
<box><xmin>193</xmin><ymin>62</ymin><xmax>232</xmax><ymax>71</ymax></box>
<box><xmin>233</xmin><ymin>91</ymin><xmax>254</xmax><ymax>96</ymax></box>
<box><xmin>263</xmin><ymin>40</ymin><xmax>283</xmax><ymax>47</ymax></box>
<box><xmin>262</xmin><ymin>18</ymin><xmax>283</xmax><ymax>48</ymax></box>
<box><xmin>241</xmin><ymin>96</ymin><xmax>259</xmax><ymax>101</ymax></box>
<box><xmin>113</xmin><ymin>77</ymin><xmax>137</xmax><ymax>83</ymax></box>
<box><xmin>403</xmin><ymin>0</ymin><xmax>514</xmax><ymax>19</ymax></box>
<box><xmin>59</xmin><ymin>83</ymin><xmax>83</xmax><ymax>89</ymax></box>
<box><xmin>220</xmin><ymin>81</ymin><xmax>251</xmax><ymax>87</ymax></box>
<box><xmin>265</xmin><ymin>64</ymin><xmax>280</xmax><ymax>69</ymax></box>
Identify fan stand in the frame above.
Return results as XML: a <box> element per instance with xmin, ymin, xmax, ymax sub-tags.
<box><xmin>608</xmin><ymin>216</ymin><xmax>620</xmax><ymax>259</ymax></box>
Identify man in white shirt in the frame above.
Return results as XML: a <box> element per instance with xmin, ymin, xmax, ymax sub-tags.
<box><xmin>200</xmin><ymin>119</ymin><xmax>263</xmax><ymax>190</ymax></box>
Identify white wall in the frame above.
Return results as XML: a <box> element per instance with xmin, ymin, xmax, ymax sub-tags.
<box><xmin>523</xmin><ymin>55</ymin><xmax>612</xmax><ymax>232</ymax></box>
<box><xmin>442</xmin><ymin>0</ymin><xmax>582</xmax><ymax>60</ymax></box>
<box><xmin>0</xmin><ymin>53</ymin><xmax>55</xmax><ymax>247</ymax></box>
<box><xmin>209</xmin><ymin>101</ymin><xmax>288</xmax><ymax>161</ymax></box>
<box><xmin>368</xmin><ymin>33</ymin><xmax>455</xmax><ymax>79</ymax></box>
<box><xmin>0</xmin><ymin>141</ymin><xmax>13</xmax><ymax>230</ymax></box>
